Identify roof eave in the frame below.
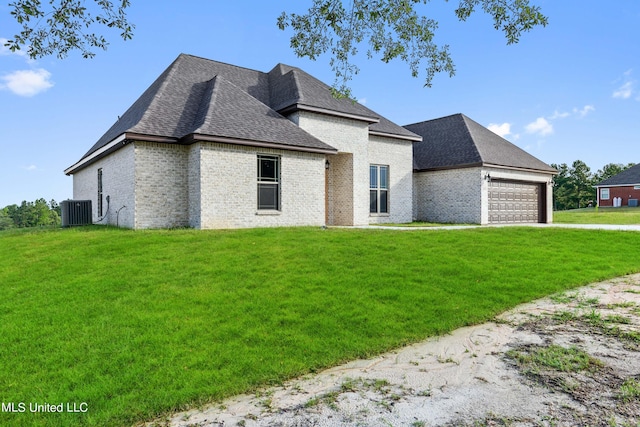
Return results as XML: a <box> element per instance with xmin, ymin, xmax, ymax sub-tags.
<box><xmin>369</xmin><ymin>130</ymin><xmax>422</xmax><ymax>142</ymax></box>
<box><xmin>65</xmin><ymin>132</ymin><xmax>179</xmax><ymax>175</ymax></box>
<box><xmin>414</xmin><ymin>162</ymin><xmax>558</xmax><ymax>175</ymax></box>
<box><xmin>594</xmin><ymin>182</ymin><xmax>640</xmax><ymax>188</ymax></box>
<box><xmin>183</xmin><ymin>133</ymin><xmax>338</xmax><ymax>155</ymax></box>
<box><xmin>278</xmin><ymin>103</ymin><xmax>380</xmax><ymax>124</ymax></box>
<box><xmin>414</xmin><ymin>162</ymin><xmax>483</xmax><ymax>172</ymax></box>
<box><xmin>483</xmin><ymin>163</ymin><xmax>559</xmax><ymax>175</ymax></box>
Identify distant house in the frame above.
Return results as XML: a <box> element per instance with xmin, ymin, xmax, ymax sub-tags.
<box><xmin>65</xmin><ymin>54</ymin><xmax>419</xmax><ymax>229</ymax></box>
<box><xmin>405</xmin><ymin>114</ymin><xmax>557</xmax><ymax>224</ymax></box>
<box><xmin>65</xmin><ymin>54</ymin><xmax>556</xmax><ymax>229</ymax></box>
<box><xmin>594</xmin><ymin>163</ymin><xmax>640</xmax><ymax>207</ymax></box>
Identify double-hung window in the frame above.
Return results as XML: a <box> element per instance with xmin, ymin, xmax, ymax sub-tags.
<box><xmin>601</xmin><ymin>188</ymin><xmax>610</xmax><ymax>200</ymax></box>
<box><xmin>370</xmin><ymin>165</ymin><xmax>389</xmax><ymax>214</ymax></box>
<box><xmin>257</xmin><ymin>155</ymin><xmax>280</xmax><ymax>210</ymax></box>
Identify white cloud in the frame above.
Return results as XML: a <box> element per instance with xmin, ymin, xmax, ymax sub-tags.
<box><xmin>357</xmin><ymin>97</ymin><xmax>367</xmax><ymax>105</ymax></box>
<box><xmin>613</xmin><ymin>70</ymin><xmax>636</xmax><ymax>99</ymax></box>
<box><xmin>0</xmin><ymin>68</ymin><xmax>54</xmax><ymax>96</ymax></box>
<box><xmin>525</xmin><ymin>117</ymin><xmax>553</xmax><ymax>136</ymax></box>
<box><xmin>613</xmin><ymin>81</ymin><xmax>634</xmax><ymax>99</ymax></box>
<box><xmin>549</xmin><ymin>110</ymin><xmax>570</xmax><ymax>120</ymax></box>
<box><xmin>23</xmin><ymin>165</ymin><xmax>37</xmax><ymax>171</ymax></box>
<box><xmin>574</xmin><ymin>105</ymin><xmax>595</xmax><ymax>117</ymax></box>
<box><xmin>487</xmin><ymin>122</ymin><xmax>512</xmax><ymax>138</ymax></box>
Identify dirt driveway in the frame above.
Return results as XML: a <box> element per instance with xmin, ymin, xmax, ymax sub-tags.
<box><xmin>147</xmin><ymin>274</ymin><xmax>640</xmax><ymax>427</ymax></box>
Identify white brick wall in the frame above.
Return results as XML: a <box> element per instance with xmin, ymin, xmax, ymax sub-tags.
<box><xmin>291</xmin><ymin>111</ymin><xmax>370</xmax><ymax>226</ymax></box>
<box><xmin>134</xmin><ymin>142</ymin><xmax>189</xmax><ymax>228</ymax></box>
<box><xmin>291</xmin><ymin>111</ymin><xmax>413</xmax><ymax>225</ymax></box>
<box><xmin>413</xmin><ymin>167</ymin><xmax>483</xmax><ymax>224</ymax></box>
<box><xmin>72</xmin><ymin>143</ymin><xmax>135</xmax><ymax>227</ymax></box>
<box><xmin>368</xmin><ymin>135</ymin><xmax>413</xmax><ymax>224</ymax></box>
<box><xmin>326</xmin><ymin>153</ymin><xmax>353</xmax><ymax>226</ymax></box>
<box><xmin>194</xmin><ymin>142</ymin><xmax>326</xmax><ymax>229</ymax></box>
<box><xmin>188</xmin><ymin>144</ymin><xmax>202</xmax><ymax>228</ymax></box>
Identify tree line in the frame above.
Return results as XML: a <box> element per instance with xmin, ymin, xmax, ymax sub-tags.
<box><xmin>552</xmin><ymin>161</ymin><xmax>636</xmax><ymax>211</ymax></box>
<box><xmin>0</xmin><ymin>199</ymin><xmax>61</xmax><ymax>230</ymax></box>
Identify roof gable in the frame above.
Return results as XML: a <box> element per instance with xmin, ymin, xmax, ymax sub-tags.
<box><xmin>406</xmin><ymin>114</ymin><xmax>557</xmax><ymax>173</ymax></box>
<box><xmin>596</xmin><ymin>163</ymin><xmax>640</xmax><ymax>186</ymax></box>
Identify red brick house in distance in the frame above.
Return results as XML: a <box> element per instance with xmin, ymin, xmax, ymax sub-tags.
<box><xmin>594</xmin><ymin>163</ymin><xmax>640</xmax><ymax>207</ymax></box>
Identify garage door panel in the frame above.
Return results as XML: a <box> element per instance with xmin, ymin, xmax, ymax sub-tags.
<box><xmin>488</xmin><ymin>180</ymin><xmax>540</xmax><ymax>224</ymax></box>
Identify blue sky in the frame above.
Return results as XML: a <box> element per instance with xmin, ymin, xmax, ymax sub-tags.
<box><xmin>1</xmin><ymin>1</ymin><xmax>639</xmax><ymax>207</ymax></box>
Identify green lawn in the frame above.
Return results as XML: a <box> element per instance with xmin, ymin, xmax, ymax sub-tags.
<box><xmin>1</xmin><ymin>226</ymin><xmax>640</xmax><ymax>426</ymax></box>
<box><xmin>554</xmin><ymin>206</ymin><xmax>640</xmax><ymax>224</ymax></box>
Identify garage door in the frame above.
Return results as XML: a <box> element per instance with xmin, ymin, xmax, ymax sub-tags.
<box><xmin>488</xmin><ymin>180</ymin><xmax>540</xmax><ymax>224</ymax></box>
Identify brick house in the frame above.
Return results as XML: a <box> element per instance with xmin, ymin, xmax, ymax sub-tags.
<box><xmin>405</xmin><ymin>114</ymin><xmax>557</xmax><ymax>224</ymax></box>
<box><xmin>64</xmin><ymin>54</ymin><xmax>419</xmax><ymax>229</ymax></box>
<box><xmin>594</xmin><ymin>163</ymin><xmax>640</xmax><ymax>207</ymax></box>
<box><xmin>65</xmin><ymin>55</ymin><xmax>557</xmax><ymax>229</ymax></box>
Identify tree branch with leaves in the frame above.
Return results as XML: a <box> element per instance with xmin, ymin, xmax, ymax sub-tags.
<box><xmin>278</xmin><ymin>0</ymin><xmax>547</xmax><ymax>97</ymax></box>
<box><xmin>6</xmin><ymin>0</ymin><xmax>134</xmax><ymax>59</ymax></box>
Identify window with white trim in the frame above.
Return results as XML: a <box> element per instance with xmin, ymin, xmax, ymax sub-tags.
<box><xmin>370</xmin><ymin>165</ymin><xmax>389</xmax><ymax>214</ymax></box>
<box><xmin>601</xmin><ymin>188</ymin><xmax>610</xmax><ymax>200</ymax></box>
<box><xmin>257</xmin><ymin>155</ymin><xmax>280</xmax><ymax>210</ymax></box>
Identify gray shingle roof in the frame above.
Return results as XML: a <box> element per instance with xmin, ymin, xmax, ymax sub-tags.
<box><xmin>595</xmin><ymin>163</ymin><xmax>640</xmax><ymax>186</ymax></box>
<box><xmin>267</xmin><ymin>63</ymin><xmax>420</xmax><ymax>140</ymax></box>
<box><xmin>73</xmin><ymin>54</ymin><xmax>419</xmax><ymax>171</ymax></box>
<box><xmin>405</xmin><ymin>114</ymin><xmax>557</xmax><ymax>173</ymax></box>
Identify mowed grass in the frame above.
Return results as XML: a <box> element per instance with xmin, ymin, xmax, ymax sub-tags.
<box><xmin>554</xmin><ymin>206</ymin><xmax>640</xmax><ymax>224</ymax></box>
<box><xmin>1</xmin><ymin>226</ymin><xmax>640</xmax><ymax>426</ymax></box>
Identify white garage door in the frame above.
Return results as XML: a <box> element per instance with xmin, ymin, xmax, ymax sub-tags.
<box><xmin>488</xmin><ymin>180</ymin><xmax>540</xmax><ymax>224</ymax></box>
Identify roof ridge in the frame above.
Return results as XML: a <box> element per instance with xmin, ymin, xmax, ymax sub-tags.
<box><xmin>459</xmin><ymin>115</ymin><xmax>483</xmax><ymax>163</ymax></box>
<box><xmin>129</xmin><ymin>55</ymin><xmax>184</xmax><ymax>135</ymax></box>
<box><xmin>288</xmin><ymin>68</ymin><xmax>305</xmax><ymax>104</ymax></box>
<box><xmin>404</xmin><ymin>113</ymin><xmax>463</xmax><ymax>128</ymax></box>
<box><xmin>190</xmin><ymin>75</ymin><xmax>220</xmax><ymax>134</ymax></box>
<box><xmin>178</xmin><ymin>53</ymin><xmax>265</xmax><ymax>75</ymax></box>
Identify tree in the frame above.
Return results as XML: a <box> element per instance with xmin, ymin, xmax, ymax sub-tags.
<box><xmin>5</xmin><ymin>0</ymin><xmax>134</xmax><ymax>59</ymax></box>
<box><xmin>0</xmin><ymin>199</ymin><xmax>61</xmax><ymax>229</ymax></box>
<box><xmin>551</xmin><ymin>163</ymin><xmax>571</xmax><ymax>211</ymax></box>
<box><xmin>551</xmin><ymin>161</ymin><xmax>595</xmax><ymax>211</ymax></box>
<box><xmin>550</xmin><ymin>160</ymin><xmax>635</xmax><ymax>211</ymax></box>
<box><xmin>0</xmin><ymin>208</ymin><xmax>14</xmax><ymax>231</ymax></box>
<box><xmin>5</xmin><ymin>1</ymin><xmax>546</xmax><ymax>96</ymax></box>
<box><xmin>278</xmin><ymin>0</ymin><xmax>547</xmax><ymax>97</ymax></box>
<box><xmin>568</xmin><ymin>160</ymin><xmax>593</xmax><ymax>209</ymax></box>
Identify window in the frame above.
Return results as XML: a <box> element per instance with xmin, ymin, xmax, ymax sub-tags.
<box><xmin>370</xmin><ymin>165</ymin><xmax>389</xmax><ymax>214</ymax></box>
<box><xmin>97</xmin><ymin>168</ymin><xmax>103</xmax><ymax>217</ymax></box>
<box><xmin>257</xmin><ymin>155</ymin><xmax>280</xmax><ymax>210</ymax></box>
<box><xmin>601</xmin><ymin>188</ymin><xmax>610</xmax><ymax>200</ymax></box>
